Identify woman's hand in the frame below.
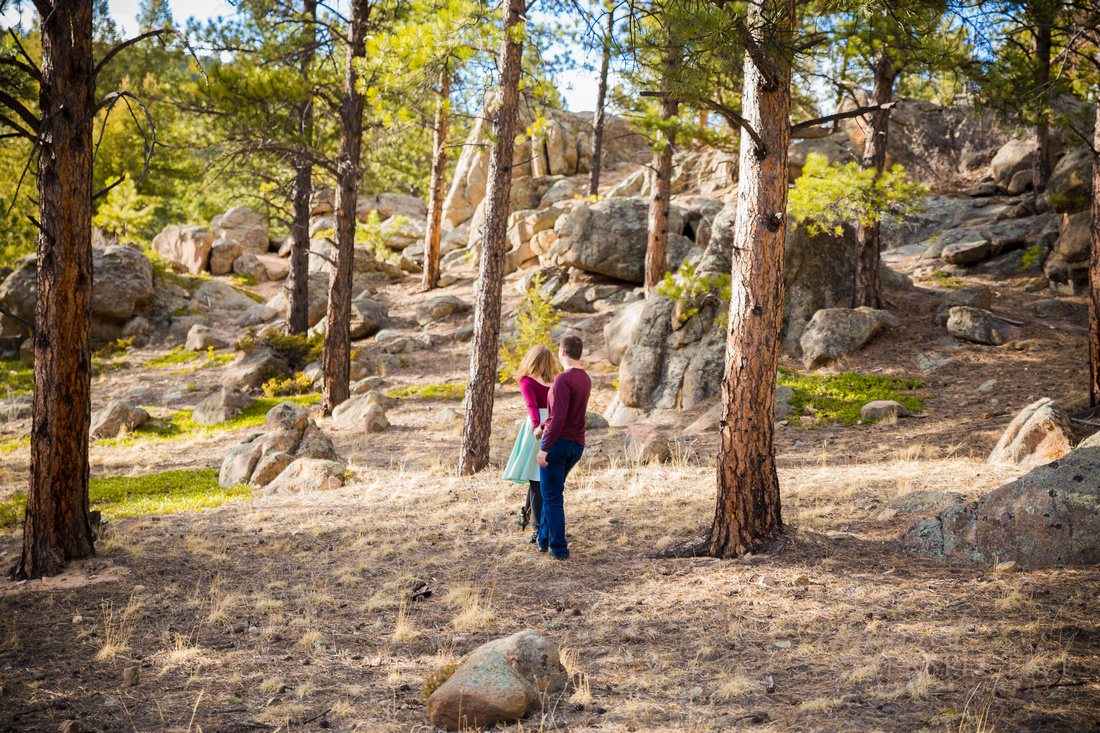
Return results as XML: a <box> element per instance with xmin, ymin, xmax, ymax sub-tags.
<box><xmin>533</xmin><ymin>426</ymin><xmax>544</xmax><ymax>440</ymax></box>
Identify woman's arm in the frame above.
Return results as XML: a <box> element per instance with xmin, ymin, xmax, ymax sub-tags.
<box><xmin>518</xmin><ymin>378</ymin><xmax>544</xmax><ymax>429</ymax></box>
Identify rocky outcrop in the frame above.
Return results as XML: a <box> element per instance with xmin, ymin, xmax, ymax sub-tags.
<box><xmin>262</xmin><ymin>458</ymin><xmax>349</xmax><ymax>496</ymax></box>
<box><xmin>90</xmin><ymin>401</ymin><xmax>150</xmax><ymax>440</ymax></box>
<box><xmin>192</xmin><ymin>387</ymin><xmax>254</xmax><ymax>425</ymax></box>
<box><xmin>945</xmin><ymin>307</ymin><xmax>1021</xmax><ymax>345</ymax></box>
<box><xmin>416</xmin><ymin>295</ymin><xmax>470</xmax><ymax>326</ymax></box>
<box><xmin>192</xmin><ymin>280</ymin><xmax>257</xmax><ymax>316</ymax></box>
<box><xmin>427</xmin><ymin>630</ymin><xmax>568</xmax><ymax>730</ymax></box>
<box><xmin>905</xmin><ymin>431</ymin><xmax>1100</xmax><ymax>568</ymax></box>
<box><xmin>211</xmin><ymin>205</ymin><xmax>268</xmax><ymax>255</ymax></box>
<box><xmin>152</xmin><ymin>225</ymin><xmax>214</xmax><ymax>274</ymax></box>
<box><xmin>1045</xmin><ymin>145</ymin><xmax>1093</xmax><ymax>214</ymax></box>
<box><xmin>1045</xmin><ymin>211</ymin><xmax>1092</xmax><ymax>295</ymax></box>
<box><xmin>223</xmin><ymin>349</ymin><xmax>286</xmax><ymax>390</ymax></box>
<box><xmin>990</xmin><ymin>139</ymin><xmax>1034</xmax><ymax>188</ymax></box>
<box><xmin>987</xmin><ymin>398</ymin><xmax>1073</xmax><ymax>467</ymax></box>
<box><xmin>799</xmin><ymin>307</ymin><xmax>894</xmax><ymax>369</ymax></box>
<box><xmin>218</xmin><ymin>402</ymin><xmax>340</xmax><ymax>489</ymax></box>
<box><xmin>604</xmin><ymin>300</ymin><xmax>647</xmax><ymax>366</ymax></box>
<box><xmin>781</xmin><ymin>222</ymin><xmax>858</xmax><ymax>349</ymax></box>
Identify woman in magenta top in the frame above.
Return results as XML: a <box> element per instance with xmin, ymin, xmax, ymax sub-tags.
<box><xmin>502</xmin><ymin>345</ymin><xmax>559</xmax><ymax>543</ymax></box>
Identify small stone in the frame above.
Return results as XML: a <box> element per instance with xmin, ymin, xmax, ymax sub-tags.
<box><xmin>977</xmin><ymin>379</ymin><xmax>996</xmax><ymax>392</ymax></box>
<box><xmin>72</xmin><ymin>615</ymin><xmax>83</xmax><ymax>624</ymax></box>
<box><xmin>59</xmin><ymin>722</ymin><xmax>83</xmax><ymax>733</ymax></box>
<box><xmin>123</xmin><ymin>667</ymin><xmax>140</xmax><ymax>686</ymax></box>
<box><xmin>994</xmin><ymin>560</ymin><xmax>1019</xmax><ymax>573</ymax></box>
<box><xmin>132</xmin><ymin>584</ymin><xmax>146</xmax><ymax>593</ymax></box>
<box><xmin>914</xmin><ymin>352</ymin><xmax>952</xmax><ymax>374</ymax></box>
<box><xmin>327</xmin><ymin>476</ymin><xmax>343</xmax><ymax>490</ymax></box>
<box><xmin>608</xmin><ymin>517</ymin><xmax>621</xmax><ymax>524</ymax></box>
<box><xmin>860</xmin><ymin>400</ymin><xmax>910</xmax><ymax>421</ymax></box>
<box><xmin>877</xmin><ymin>508</ymin><xmax>899</xmax><ymax>521</ymax></box>
<box><xmin>759</xmin><ymin>576</ymin><xmax>778</xmax><ymax>587</ymax></box>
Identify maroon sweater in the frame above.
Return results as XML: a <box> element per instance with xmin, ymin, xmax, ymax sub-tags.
<box><xmin>541</xmin><ymin>368</ymin><xmax>591</xmax><ymax>451</ymax></box>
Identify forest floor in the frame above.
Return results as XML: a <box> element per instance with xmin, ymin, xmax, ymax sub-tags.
<box><xmin>0</xmin><ymin>254</ymin><xmax>1098</xmax><ymax>733</ymax></box>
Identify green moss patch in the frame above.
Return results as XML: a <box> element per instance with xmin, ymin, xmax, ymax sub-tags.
<box><xmin>95</xmin><ymin>394</ymin><xmax>320</xmax><ymax>447</ymax></box>
<box><xmin>145</xmin><ymin>346</ymin><xmax>202</xmax><ymax>369</ymax></box>
<box><xmin>0</xmin><ymin>357</ymin><xmax>33</xmax><ymax>396</ymax></box>
<box><xmin>778</xmin><ymin>369</ymin><xmax>926</xmax><ymax>426</ymax></box>
<box><xmin>387</xmin><ymin>383</ymin><xmax>465</xmax><ymax>401</ymax></box>
<box><xmin>0</xmin><ymin>468</ymin><xmax>252</xmax><ymax>530</ymax></box>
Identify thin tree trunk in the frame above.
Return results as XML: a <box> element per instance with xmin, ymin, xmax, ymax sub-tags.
<box><xmin>1088</xmin><ymin>100</ymin><xmax>1100</xmax><ymax>407</ymax></box>
<box><xmin>458</xmin><ymin>0</ymin><xmax>525</xmax><ymax>475</ymax></box>
<box><xmin>853</xmin><ymin>45</ymin><xmax>894</xmax><ymax>310</ymax></box>
<box><xmin>588</xmin><ymin>7</ymin><xmax>613</xmax><ymax>197</ymax></box>
<box><xmin>708</xmin><ymin>0</ymin><xmax>790</xmax><ymax>559</ymax></box>
<box><xmin>422</xmin><ymin>64</ymin><xmax>450</xmax><ymax>292</ymax></box>
<box><xmin>288</xmin><ymin>0</ymin><xmax>317</xmax><ymax>335</ymax></box>
<box><xmin>644</xmin><ymin>44</ymin><xmax>679</xmax><ymax>298</ymax></box>
<box><xmin>1032</xmin><ymin>19</ymin><xmax>1052</xmax><ymax>194</ymax></box>
<box><xmin>322</xmin><ymin>0</ymin><xmax>369</xmax><ymax>415</ymax></box>
<box><xmin>14</xmin><ymin>0</ymin><xmax>96</xmax><ymax>579</ymax></box>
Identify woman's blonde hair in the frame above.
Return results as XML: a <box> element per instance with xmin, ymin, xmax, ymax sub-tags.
<box><xmin>516</xmin><ymin>344</ymin><xmax>559</xmax><ymax>384</ymax></box>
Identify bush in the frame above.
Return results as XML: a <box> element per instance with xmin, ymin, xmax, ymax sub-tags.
<box><xmin>235</xmin><ymin>328</ymin><xmax>323</xmax><ymax>373</ymax></box>
<box><xmin>657</xmin><ymin>261</ymin><xmax>730</xmax><ymax>322</ymax></box>
<box><xmin>498</xmin><ymin>273</ymin><xmax>561</xmax><ymax>383</ymax></box>
<box><xmin>262</xmin><ymin>372</ymin><xmax>314</xmax><ymax>397</ymax></box>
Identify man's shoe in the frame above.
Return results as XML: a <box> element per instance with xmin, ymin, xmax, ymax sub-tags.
<box><xmin>551</xmin><ymin>555</ymin><xmax>570</xmax><ymax>561</ymax></box>
<box><xmin>537</xmin><ymin>545</ymin><xmax>549</xmax><ymax>553</ymax></box>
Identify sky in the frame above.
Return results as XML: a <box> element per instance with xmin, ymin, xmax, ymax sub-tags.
<box><xmin>0</xmin><ymin>0</ymin><xmax>603</xmax><ymax>112</ymax></box>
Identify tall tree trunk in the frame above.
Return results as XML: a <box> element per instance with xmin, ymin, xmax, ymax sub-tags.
<box><xmin>1032</xmin><ymin>18</ymin><xmax>1052</xmax><ymax>194</ymax></box>
<box><xmin>322</xmin><ymin>0</ymin><xmax>369</xmax><ymax>415</ymax></box>
<box><xmin>287</xmin><ymin>0</ymin><xmax>317</xmax><ymax>335</ymax></box>
<box><xmin>852</xmin><ymin>45</ymin><xmax>894</xmax><ymax>310</ymax></box>
<box><xmin>644</xmin><ymin>44</ymin><xmax>679</xmax><ymax>298</ymax></box>
<box><xmin>708</xmin><ymin>0</ymin><xmax>791</xmax><ymax>559</ymax></box>
<box><xmin>1088</xmin><ymin>100</ymin><xmax>1100</xmax><ymax>407</ymax></box>
<box><xmin>422</xmin><ymin>64</ymin><xmax>450</xmax><ymax>292</ymax></box>
<box><xmin>14</xmin><ymin>0</ymin><xmax>96</xmax><ymax>580</ymax></box>
<box><xmin>587</xmin><ymin>7</ymin><xmax>613</xmax><ymax>197</ymax></box>
<box><xmin>457</xmin><ymin>0</ymin><xmax>525</xmax><ymax>475</ymax></box>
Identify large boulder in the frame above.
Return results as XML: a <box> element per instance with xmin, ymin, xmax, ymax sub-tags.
<box><xmin>208</xmin><ymin>239</ymin><xmax>242</xmax><ymax>276</ymax></box>
<box><xmin>356</xmin><ymin>192</ymin><xmax>428</xmax><ymax>221</ymax></box>
<box><xmin>223</xmin><ymin>348</ymin><xmax>287</xmax><ymax>390</ymax></box>
<box><xmin>185</xmin><ymin>324</ymin><xmax>227</xmax><ymax>351</ymax></box>
<box><xmin>781</xmin><ymin>221</ymin><xmax>858</xmax><ymax>349</ymax></box>
<box><xmin>604</xmin><ymin>300</ymin><xmax>647</xmax><ymax>366</ymax></box>
<box><xmin>548</xmin><ymin>198</ymin><xmax>683</xmax><ymax>283</ymax></box>
<box><xmin>799</xmin><ymin>307</ymin><xmax>894</xmax><ymax>369</ymax></box>
<box><xmin>262</xmin><ymin>458</ymin><xmax>348</xmax><ymax>496</ymax></box>
<box><xmin>987</xmin><ymin>398</ymin><xmax>1073</xmax><ymax>467</ymax></box>
<box><xmin>192</xmin><ymin>280</ymin><xmax>257</xmax><ymax>315</ymax></box>
<box><xmin>211</xmin><ymin>205</ymin><xmax>268</xmax><ymax>255</ymax></box>
<box><xmin>151</xmin><ymin>225</ymin><xmax>214</xmax><ymax>274</ymax></box>
<box><xmin>427</xmin><ymin>630</ymin><xmax>568</xmax><ymax>731</ymax></box>
<box><xmin>380</xmin><ymin>216</ymin><xmax>427</xmax><ymax>250</ymax></box>
<box><xmin>932</xmin><ymin>286</ymin><xmax>992</xmax><ymax>327</ymax></box>
<box><xmin>267</xmin><ymin>271</ymin><xmax>330</xmax><ymax>328</ymax></box>
<box><xmin>904</xmin><ymin>431</ymin><xmax>1100</xmax><ymax>568</ymax></box>
<box><xmin>1045</xmin><ymin>145</ymin><xmax>1093</xmax><ymax>214</ymax></box>
<box><xmin>90</xmin><ymin>401</ymin><xmax>150</xmax><ymax>440</ymax></box>
<box><xmin>218</xmin><ymin>402</ymin><xmax>340</xmax><ymax>489</ymax></box>
<box><xmin>1044</xmin><ymin>211</ymin><xmax>1092</xmax><ymax>295</ymax></box>
<box><xmin>945</xmin><ymin>307</ymin><xmax>1020</xmax><ymax>346</ymax></box>
<box><xmin>192</xmin><ymin>387</ymin><xmax>254</xmax><ymax>425</ymax></box>
<box><xmin>416</xmin><ymin>295</ymin><xmax>470</xmax><ymax>326</ymax></box>
<box><xmin>990</xmin><ymin>139</ymin><xmax>1034</xmax><ymax>188</ymax></box>
<box><xmin>625</xmin><ymin>424</ymin><xmax>672</xmax><ymax>463</ymax></box>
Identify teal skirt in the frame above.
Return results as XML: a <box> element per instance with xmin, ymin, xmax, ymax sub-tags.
<box><xmin>503</xmin><ymin>409</ymin><xmax>547</xmax><ymax>484</ymax></box>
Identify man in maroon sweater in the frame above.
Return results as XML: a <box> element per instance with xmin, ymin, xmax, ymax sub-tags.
<box><xmin>535</xmin><ymin>334</ymin><xmax>591</xmax><ymax>559</ymax></box>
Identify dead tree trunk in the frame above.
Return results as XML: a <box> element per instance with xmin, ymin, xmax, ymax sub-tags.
<box><xmin>14</xmin><ymin>0</ymin><xmax>97</xmax><ymax>579</ymax></box>
<box><xmin>457</xmin><ymin>0</ymin><xmax>525</xmax><ymax>475</ymax></box>
<box><xmin>322</xmin><ymin>0</ymin><xmax>369</xmax><ymax>415</ymax></box>
<box><xmin>1089</xmin><ymin>100</ymin><xmax>1100</xmax><ymax>407</ymax></box>
<box><xmin>422</xmin><ymin>64</ymin><xmax>450</xmax><ymax>292</ymax></box>
<box><xmin>1032</xmin><ymin>18</ymin><xmax>1052</xmax><ymax>194</ymax></box>
<box><xmin>644</xmin><ymin>44</ymin><xmax>679</xmax><ymax>298</ymax></box>
<box><xmin>587</xmin><ymin>7</ymin><xmax>613</xmax><ymax>197</ymax></box>
<box><xmin>287</xmin><ymin>0</ymin><xmax>317</xmax><ymax>335</ymax></box>
<box><xmin>708</xmin><ymin>0</ymin><xmax>790</xmax><ymax>559</ymax></box>
<box><xmin>852</xmin><ymin>45</ymin><xmax>895</xmax><ymax>310</ymax></box>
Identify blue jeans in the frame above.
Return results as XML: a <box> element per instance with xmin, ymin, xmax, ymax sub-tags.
<box><xmin>538</xmin><ymin>439</ymin><xmax>584</xmax><ymax>558</ymax></box>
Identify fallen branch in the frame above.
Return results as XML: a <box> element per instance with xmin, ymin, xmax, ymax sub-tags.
<box><xmin>1070</xmin><ymin>417</ymin><xmax>1100</xmax><ymax>428</ymax></box>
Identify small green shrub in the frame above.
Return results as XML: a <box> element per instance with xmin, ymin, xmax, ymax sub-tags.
<box><xmin>499</xmin><ymin>273</ymin><xmax>561</xmax><ymax>383</ymax></box>
<box><xmin>0</xmin><ymin>358</ymin><xmax>33</xmax><ymax>396</ymax></box>
<box><xmin>355</xmin><ymin>210</ymin><xmax>403</xmax><ymax>265</ymax></box>
<box><xmin>930</xmin><ymin>270</ymin><xmax>964</xmax><ymax>289</ymax></box>
<box><xmin>423</xmin><ymin>662</ymin><xmax>460</xmax><ymax>701</ymax></box>
<box><xmin>233</xmin><ymin>273</ymin><xmax>257</xmax><ymax>286</ymax></box>
<box><xmin>658</xmin><ymin>261</ymin><xmax>731</xmax><ymax>322</ymax></box>
<box><xmin>263</xmin><ymin>372</ymin><xmax>314</xmax><ymax>397</ymax></box>
<box><xmin>387</xmin><ymin>383</ymin><xmax>465</xmax><ymax>400</ymax></box>
<box><xmin>236</xmin><ymin>329</ymin><xmax>322</xmax><ymax>373</ymax></box>
<box><xmin>778</xmin><ymin>368</ymin><xmax>927</xmax><ymax>426</ymax></box>
<box><xmin>0</xmin><ymin>468</ymin><xmax>252</xmax><ymax>530</ymax></box>
<box><xmin>1020</xmin><ymin>245</ymin><xmax>1042</xmax><ymax>270</ymax></box>
<box><xmin>93</xmin><ymin>337</ymin><xmax>136</xmax><ymax>359</ymax></box>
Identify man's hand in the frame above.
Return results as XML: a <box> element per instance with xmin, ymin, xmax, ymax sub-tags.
<box><xmin>537</xmin><ymin>450</ymin><xmax>548</xmax><ymax>467</ymax></box>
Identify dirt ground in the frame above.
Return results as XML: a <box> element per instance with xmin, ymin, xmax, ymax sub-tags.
<box><xmin>0</xmin><ymin>255</ymin><xmax>1098</xmax><ymax>732</ymax></box>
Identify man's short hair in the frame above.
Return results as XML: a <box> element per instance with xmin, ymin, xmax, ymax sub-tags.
<box><xmin>560</xmin><ymin>333</ymin><xmax>583</xmax><ymax>360</ymax></box>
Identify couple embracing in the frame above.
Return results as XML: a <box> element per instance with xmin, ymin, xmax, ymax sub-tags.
<box><xmin>503</xmin><ymin>334</ymin><xmax>590</xmax><ymax>561</ymax></box>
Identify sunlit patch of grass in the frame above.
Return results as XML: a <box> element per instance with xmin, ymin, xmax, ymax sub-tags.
<box><xmin>0</xmin><ymin>469</ymin><xmax>253</xmax><ymax>530</ymax></box>
<box><xmin>168</xmin><ymin>349</ymin><xmax>235</xmax><ymax>375</ymax></box>
<box><xmin>145</xmin><ymin>346</ymin><xmax>202</xmax><ymax>369</ymax></box>
<box><xmin>0</xmin><ymin>357</ymin><xmax>33</xmax><ymax>396</ymax></box>
<box><xmin>95</xmin><ymin>394</ymin><xmax>320</xmax><ymax>447</ymax></box>
<box><xmin>778</xmin><ymin>368</ymin><xmax>927</xmax><ymax>425</ymax></box>
<box><xmin>387</xmin><ymin>383</ymin><xmax>465</xmax><ymax>401</ymax></box>
<box><xmin>0</xmin><ymin>436</ymin><xmax>29</xmax><ymax>454</ymax></box>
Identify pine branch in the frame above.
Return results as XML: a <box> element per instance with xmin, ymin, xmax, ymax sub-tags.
<box><xmin>791</xmin><ymin>102</ymin><xmax>896</xmax><ymax>133</ymax></box>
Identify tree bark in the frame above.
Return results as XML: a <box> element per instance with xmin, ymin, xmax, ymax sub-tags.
<box><xmin>422</xmin><ymin>63</ymin><xmax>450</xmax><ymax>292</ymax></box>
<box><xmin>457</xmin><ymin>0</ymin><xmax>525</xmax><ymax>475</ymax></box>
<box><xmin>322</xmin><ymin>0</ymin><xmax>369</xmax><ymax>415</ymax></box>
<box><xmin>14</xmin><ymin>0</ymin><xmax>97</xmax><ymax>579</ymax></box>
<box><xmin>852</xmin><ymin>45</ymin><xmax>894</xmax><ymax>310</ymax></box>
<box><xmin>1088</xmin><ymin>99</ymin><xmax>1100</xmax><ymax>407</ymax></box>
<box><xmin>1032</xmin><ymin>17</ymin><xmax>1052</xmax><ymax>194</ymax></box>
<box><xmin>287</xmin><ymin>0</ymin><xmax>317</xmax><ymax>335</ymax></box>
<box><xmin>587</xmin><ymin>7</ymin><xmax>613</xmax><ymax>197</ymax></box>
<box><xmin>708</xmin><ymin>0</ymin><xmax>790</xmax><ymax>559</ymax></box>
<box><xmin>644</xmin><ymin>44</ymin><xmax>679</xmax><ymax>298</ymax></box>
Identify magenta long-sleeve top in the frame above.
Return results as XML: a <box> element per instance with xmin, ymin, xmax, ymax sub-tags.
<box><xmin>518</xmin><ymin>376</ymin><xmax>551</xmax><ymax>429</ymax></box>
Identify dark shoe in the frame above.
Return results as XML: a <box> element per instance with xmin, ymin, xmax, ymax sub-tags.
<box><xmin>526</xmin><ymin>531</ymin><xmax>539</xmax><ymax>544</ymax></box>
<box><xmin>537</xmin><ymin>545</ymin><xmax>549</xmax><ymax>553</ymax></box>
<box><xmin>517</xmin><ymin>506</ymin><xmax>530</xmax><ymax>530</ymax></box>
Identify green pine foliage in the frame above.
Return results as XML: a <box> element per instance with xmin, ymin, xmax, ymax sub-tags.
<box><xmin>788</xmin><ymin>153</ymin><xmax>927</xmax><ymax>235</ymax></box>
<box><xmin>657</xmin><ymin>261</ymin><xmax>731</xmax><ymax>321</ymax></box>
<box><xmin>498</xmin><ymin>273</ymin><xmax>561</xmax><ymax>383</ymax></box>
